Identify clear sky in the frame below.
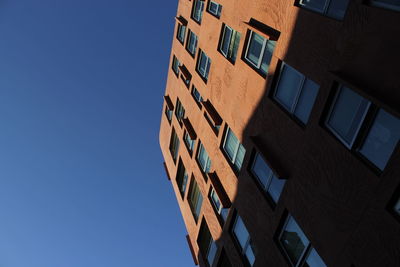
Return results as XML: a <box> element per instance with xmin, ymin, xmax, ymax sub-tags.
<box><xmin>0</xmin><ymin>1</ymin><xmax>194</xmax><ymax>266</ymax></box>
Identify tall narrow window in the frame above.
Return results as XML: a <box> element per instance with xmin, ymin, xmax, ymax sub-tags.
<box><xmin>191</xmin><ymin>86</ymin><xmax>203</xmax><ymax>108</ymax></box>
<box><xmin>197</xmin><ymin>50</ymin><xmax>212</xmax><ymax>81</ymax></box>
<box><xmin>222</xmin><ymin>127</ymin><xmax>246</xmax><ymax>172</ymax></box>
<box><xmin>191</xmin><ymin>0</ymin><xmax>205</xmax><ymax>23</ymax></box>
<box><xmin>273</xmin><ymin>63</ymin><xmax>319</xmax><ymax>124</ymax></box>
<box><xmin>172</xmin><ymin>55</ymin><xmax>181</xmax><ymax>76</ymax></box>
<box><xmin>278</xmin><ymin>215</ymin><xmax>326</xmax><ymax>266</ymax></box>
<box><xmin>197</xmin><ymin>219</ymin><xmax>218</xmax><ymax>266</ymax></box>
<box><xmin>232</xmin><ymin>214</ymin><xmax>255</xmax><ymax>266</ymax></box>
<box><xmin>207</xmin><ymin>1</ymin><xmax>222</xmax><ymax>18</ymax></box>
<box><xmin>175</xmin><ymin>98</ymin><xmax>186</xmax><ymax>125</ymax></box>
<box><xmin>244</xmin><ymin>30</ymin><xmax>276</xmax><ymax>76</ymax></box>
<box><xmin>197</xmin><ymin>142</ymin><xmax>212</xmax><ymax>174</ymax></box>
<box><xmin>210</xmin><ymin>188</ymin><xmax>229</xmax><ymax>222</ymax></box>
<box><xmin>176</xmin><ymin>159</ymin><xmax>189</xmax><ymax>198</ymax></box>
<box><xmin>169</xmin><ymin>128</ymin><xmax>180</xmax><ymax>163</ymax></box>
<box><xmin>250</xmin><ymin>152</ymin><xmax>286</xmax><ymax>204</ymax></box>
<box><xmin>188</xmin><ymin>177</ymin><xmax>203</xmax><ymax>222</ymax></box>
<box><xmin>184</xmin><ymin>131</ymin><xmax>196</xmax><ymax>154</ymax></box>
<box><xmin>298</xmin><ymin>0</ymin><xmax>350</xmax><ymax>20</ymax></box>
<box><xmin>219</xmin><ymin>25</ymin><xmax>241</xmax><ymax>63</ymax></box>
<box><xmin>165</xmin><ymin>106</ymin><xmax>173</xmax><ymax>123</ymax></box>
<box><xmin>176</xmin><ymin>23</ymin><xmax>186</xmax><ymax>44</ymax></box>
<box><xmin>186</xmin><ymin>30</ymin><xmax>198</xmax><ymax>57</ymax></box>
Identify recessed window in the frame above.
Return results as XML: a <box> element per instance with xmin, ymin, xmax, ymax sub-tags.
<box><xmin>176</xmin><ymin>159</ymin><xmax>189</xmax><ymax>198</ymax></box>
<box><xmin>184</xmin><ymin>130</ymin><xmax>196</xmax><ymax>153</ymax></box>
<box><xmin>165</xmin><ymin>105</ymin><xmax>173</xmax><ymax>123</ymax></box>
<box><xmin>191</xmin><ymin>0</ymin><xmax>205</xmax><ymax>24</ymax></box>
<box><xmin>197</xmin><ymin>141</ymin><xmax>212</xmax><ymax>174</ymax></box>
<box><xmin>197</xmin><ymin>219</ymin><xmax>218</xmax><ymax>266</ymax></box>
<box><xmin>191</xmin><ymin>86</ymin><xmax>203</xmax><ymax>108</ymax></box>
<box><xmin>210</xmin><ymin>188</ymin><xmax>229</xmax><ymax>222</ymax></box>
<box><xmin>203</xmin><ymin>100</ymin><xmax>223</xmax><ymax>135</ymax></box>
<box><xmin>219</xmin><ymin>25</ymin><xmax>241</xmax><ymax>63</ymax></box>
<box><xmin>232</xmin><ymin>214</ymin><xmax>256</xmax><ymax>266</ymax></box>
<box><xmin>325</xmin><ymin>85</ymin><xmax>400</xmax><ymax>171</ymax></box>
<box><xmin>244</xmin><ymin>31</ymin><xmax>276</xmax><ymax>76</ymax></box>
<box><xmin>298</xmin><ymin>0</ymin><xmax>350</xmax><ymax>20</ymax></box>
<box><xmin>222</xmin><ymin>127</ymin><xmax>246</xmax><ymax>173</ymax></box>
<box><xmin>176</xmin><ymin>23</ymin><xmax>186</xmax><ymax>44</ymax></box>
<box><xmin>175</xmin><ymin>98</ymin><xmax>186</xmax><ymax>125</ymax></box>
<box><xmin>207</xmin><ymin>1</ymin><xmax>222</xmax><ymax>18</ymax></box>
<box><xmin>188</xmin><ymin>176</ymin><xmax>203</xmax><ymax>222</ymax></box>
<box><xmin>250</xmin><ymin>152</ymin><xmax>286</xmax><ymax>204</ymax></box>
<box><xmin>370</xmin><ymin>0</ymin><xmax>400</xmax><ymax>11</ymax></box>
<box><xmin>273</xmin><ymin>63</ymin><xmax>319</xmax><ymax>124</ymax></box>
<box><xmin>197</xmin><ymin>50</ymin><xmax>212</xmax><ymax>81</ymax></box>
<box><xmin>186</xmin><ymin>30</ymin><xmax>198</xmax><ymax>57</ymax></box>
<box><xmin>278</xmin><ymin>215</ymin><xmax>326</xmax><ymax>266</ymax></box>
<box><xmin>172</xmin><ymin>55</ymin><xmax>181</xmax><ymax>76</ymax></box>
<box><xmin>169</xmin><ymin>128</ymin><xmax>180</xmax><ymax>163</ymax></box>
<box><xmin>358</xmin><ymin>109</ymin><xmax>400</xmax><ymax>170</ymax></box>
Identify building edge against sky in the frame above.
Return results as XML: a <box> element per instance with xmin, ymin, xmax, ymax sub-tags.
<box><xmin>159</xmin><ymin>0</ymin><xmax>400</xmax><ymax>266</ymax></box>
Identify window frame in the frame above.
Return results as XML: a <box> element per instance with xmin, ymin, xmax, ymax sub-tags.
<box><xmin>209</xmin><ymin>187</ymin><xmax>229</xmax><ymax>224</ymax></box>
<box><xmin>196</xmin><ymin>50</ymin><xmax>212</xmax><ymax>82</ymax></box>
<box><xmin>207</xmin><ymin>0</ymin><xmax>222</xmax><ymax>18</ymax></box>
<box><xmin>221</xmin><ymin>127</ymin><xmax>246</xmax><ymax>173</ymax></box>
<box><xmin>186</xmin><ymin>30</ymin><xmax>198</xmax><ymax>57</ymax></box>
<box><xmin>196</xmin><ymin>141</ymin><xmax>212</xmax><ymax>177</ymax></box>
<box><xmin>296</xmin><ymin>0</ymin><xmax>350</xmax><ymax>20</ymax></box>
<box><xmin>176</xmin><ymin>159</ymin><xmax>189</xmax><ymax>199</ymax></box>
<box><xmin>369</xmin><ymin>0</ymin><xmax>400</xmax><ymax>12</ymax></box>
<box><xmin>184</xmin><ymin>130</ymin><xmax>196</xmax><ymax>155</ymax></box>
<box><xmin>218</xmin><ymin>24</ymin><xmax>241</xmax><ymax>64</ymax></box>
<box><xmin>172</xmin><ymin>55</ymin><xmax>181</xmax><ymax>77</ymax></box>
<box><xmin>230</xmin><ymin>212</ymin><xmax>256</xmax><ymax>266</ymax></box>
<box><xmin>174</xmin><ymin>98</ymin><xmax>186</xmax><ymax>126</ymax></box>
<box><xmin>187</xmin><ymin>176</ymin><xmax>204</xmax><ymax>222</ymax></box>
<box><xmin>191</xmin><ymin>85</ymin><xmax>203</xmax><ymax>109</ymax></box>
<box><xmin>169</xmin><ymin>127</ymin><xmax>180</xmax><ymax>164</ymax></box>
<box><xmin>176</xmin><ymin>23</ymin><xmax>186</xmax><ymax>44</ymax></box>
<box><xmin>191</xmin><ymin>0</ymin><xmax>205</xmax><ymax>24</ymax></box>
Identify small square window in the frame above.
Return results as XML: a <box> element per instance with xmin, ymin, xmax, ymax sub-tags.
<box><xmin>232</xmin><ymin>214</ymin><xmax>256</xmax><ymax>266</ymax></box>
<box><xmin>188</xmin><ymin>177</ymin><xmax>203</xmax><ymax>222</ymax></box>
<box><xmin>186</xmin><ymin>30</ymin><xmax>198</xmax><ymax>57</ymax></box>
<box><xmin>197</xmin><ymin>50</ymin><xmax>212</xmax><ymax>81</ymax></box>
<box><xmin>175</xmin><ymin>98</ymin><xmax>186</xmax><ymax>125</ymax></box>
<box><xmin>184</xmin><ymin>130</ymin><xmax>196</xmax><ymax>154</ymax></box>
<box><xmin>298</xmin><ymin>0</ymin><xmax>350</xmax><ymax>20</ymax></box>
<box><xmin>169</xmin><ymin>128</ymin><xmax>180</xmax><ymax>163</ymax></box>
<box><xmin>176</xmin><ymin>159</ymin><xmax>189</xmax><ymax>198</ymax></box>
<box><xmin>244</xmin><ymin>31</ymin><xmax>276</xmax><ymax>76</ymax></box>
<box><xmin>191</xmin><ymin>0</ymin><xmax>205</xmax><ymax>24</ymax></box>
<box><xmin>370</xmin><ymin>0</ymin><xmax>400</xmax><ymax>11</ymax></box>
<box><xmin>176</xmin><ymin>23</ymin><xmax>186</xmax><ymax>44</ymax></box>
<box><xmin>250</xmin><ymin>152</ymin><xmax>286</xmax><ymax>204</ymax></box>
<box><xmin>219</xmin><ymin>25</ymin><xmax>241</xmax><ymax>63</ymax></box>
<box><xmin>197</xmin><ymin>141</ymin><xmax>212</xmax><ymax>174</ymax></box>
<box><xmin>207</xmin><ymin>1</ymin><xmax>222</xmax><ymax>18</ymax></box>
<box><xmin>222</xmin><ymin>127</ymin><xmax>246</xmax><ymax>173</ymax></box>
<box><xmin>172</xmin><ymin>55</ymin><xmax>181</xmax><ymax>76</ymax></box>
<box><xmin>273</xmin><ymin>63</ymin><xmax>319</xmax><ymax>124</ymax></box>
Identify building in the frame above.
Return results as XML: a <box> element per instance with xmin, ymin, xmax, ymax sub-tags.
<box><xmin>159</xmin><ymin>0</ymin><xmax>400</xmax><ymax>266</ymax></box>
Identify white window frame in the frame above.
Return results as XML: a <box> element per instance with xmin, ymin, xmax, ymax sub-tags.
<box><xmin>208</xmin><ymin>1</ymin><xmax>222</xmax><ymax>17</ymax></box>
<box><xmin>177</xmin><ymin>23</ymin><xmax>186</xmax><ymax>43</ymax></box>
<box><xmin>197</xmin><ymin>142</ymin><xmax>211</xmax><ymax>173</ymax></box>
<box><xmin>197</xmin><ymin>50</ymin><xmax>211</xmax><ymax>79</ymax></box>
<box><xmin>222</xmin><ymin>128</ymin><xmax>245</xmax><ymax>169</ymax></box>
<box><xmin>186</xmin><ymin>30</ymin><xmax>198</xmax><ymax>56</ymax></box>
<box><xmin>220</xmin><ymin>25</ymin><xmax>233</xmax><ymax>57</ymax></box>
<box><xmin>245</xmin><ymin>31</ymin><xmax>268</xmax><ymax>69</ymax></box>
<box><xmin>325</xmin><ymin>85</ymin><xmax>371</xmax><ymax>149</ymax></box>
<box><xmin>192</xmin><ymin>0</ymin><xmax>205</xmax><ymax>23</ymax></box>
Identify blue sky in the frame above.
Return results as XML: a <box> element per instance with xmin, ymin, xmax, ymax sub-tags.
<box><xmin>0</xmin><ymin>1</ymin><xmax>193</xmax><ymax>266</ymax></box>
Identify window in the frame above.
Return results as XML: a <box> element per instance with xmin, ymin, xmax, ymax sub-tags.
<box><xmin>186</xmin><ymin>30</ymin><xmax>198</xmax><ymax>57</ymax></box>
<box><xmin>250</xmin><ymin>152</ymin><xmax>286</xmax><ymax>204</ymax></box>
<box><xmin>176</xmin><ymin>159</ymin><xmax>189</xmax><ymax>198</ymax></box>
<box><xmin>165</xmin><ymin>105</ymin><xmax>173</xmax><ymax>123</ymax></box>
<box><xmin>197</xmin><ymin>141</ymin><xmax>212</xmax><ymax>174</ymax></box>
<box><xmin>172</xmin><ymin>55</ymin><xmax>181</xmax><ymax>76</ymax></box>
<box><xmin>222</xmin><ymin>127</ymin><xmax>246</xmax><ymax>172</ymax></box>
<box><xmin>204</xmin><ymin>112</ymin><xmax>221</xmax><ymax>134</ymax></box>
<box><xmin>219</xmin><ymin>25</ymin><xmax>241</xmax><ymax>63</ymax></box>
<box><xmin>370</xmin><ymin>0</ymin><xmax>400</xmax><ymax>11</ymax></box>
<box><xmin>197</xmin><ymin>50</ymin><xmax>211</xmax><ymax>81</ymax></box>
<box><xmin>210</xmin><ymin>188</ymin><xmax>229</xmax><ymax>222</ymax></box>
<box><xmin>278</xmin><ymin>215</ymin><xmax>326</xmax><ymax>267</ymax></box>
<box><xmin>203</xmin><ymin>100</ymin><xmax>223</xmax><ymax>135</ymax></box>
<box><xmin>169</xmin><ymin>128</ymin><xmax>180</xmax><ymax>163</ymax></box>
<box><xmin>232</xmin><ymin>214</ymin><xmax>256</xmax><ymax>266</ymax></box>
<box><xmin>191</xmin><ymin>86</ymin><xmax>203</xmax><ymax>107</ymax></box>
<box><xmin>207</xmin><ymin>1</ymin><xmax>222</xmax><ymax>18</ymax></box>
<box><xmin>325</xmin><ymin>85</ymin><xmax>400</xmax><ymax>170</ymax></box>
<box><xmin>176</xmin><ymin>23</ymin><xmax>186</xmax><ymax>44</ymax></box>
<box><xmin>184</xmin><ymin>130</ymin><xmax>196</xmax><ymax>153</ymax></box>
<box><xmin>191</xmin><ymin>0</ymin><xmax>205</xmax><ymax>23</ymax></box>
<box><xmin>273</xmin><ymin>63</ymin><xmax>319</xmax><ymax>124</ymax></box>
<box><xmin>298</xmin><ymin>0</ymin><xmax>350</xmax><ymax>20</ymax></box>
<box><xmin>175</xmin><ymin>98</ymin><xmax>185</xmax><ymax>124</ymax></box>
<box><xmin>188</xmin><ymin>177</ymin><xmax>203</xmax><ymax>222</ymax></box>
<box><xmin>244</xmin><ymin>31</ymin><xmax>276</xmax><ymax>76</ymax></box>
<box><xmin>197</xmin><ymin>219</ymin><xmax>218</xmax><ymax>266</ymax></box>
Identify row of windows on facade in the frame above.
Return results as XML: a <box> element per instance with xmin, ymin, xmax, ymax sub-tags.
<box><xmin>189</xmin><ymin>0</ymin><xmax>398</xmax><ymax>25</ymax></box>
